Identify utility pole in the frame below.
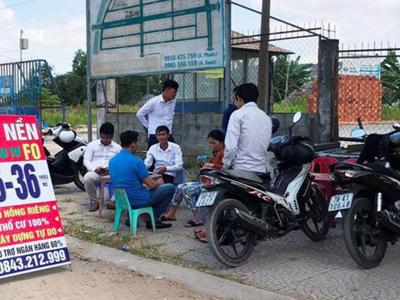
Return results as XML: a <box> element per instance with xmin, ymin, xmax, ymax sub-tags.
<box><xmin>224</xmin><ymin>0</ymin><xmax>232</xmax><ymax>108</ymax></box>
<box><xmin>257</xmin><ymin>0</ymin><xmax>271</xmax><ymax>111</ymax></box>
<box><xmin>19</xmin><ymin>29</ymin><xmax>29</xmax><ymax>62</ymax></box>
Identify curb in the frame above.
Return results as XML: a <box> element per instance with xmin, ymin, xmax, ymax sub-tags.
<box><xmin>66</xmin><ymin>235</ymin><xmax>295</xmax><ymax>300</ymax></box>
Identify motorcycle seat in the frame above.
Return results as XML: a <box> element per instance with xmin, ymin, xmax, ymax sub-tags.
<box><xmin>366</xmin><ymin>163</ymin><xmax>400</xmax><ymax>181</ymax></box>
<box><xmin>219</xmin><ymin>169</ymin><xmax>270</xmax><ymax>185</ymax></box>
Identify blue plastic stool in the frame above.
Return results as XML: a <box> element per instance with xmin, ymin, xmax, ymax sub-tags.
<box><xmin>104</xmin><ymin>182</ymin><xmax>113</xmax><ymax>198</ymax></box>
<box><xmin>113</xmin><ymin>188</ymin><xmax>156</xmax><ymax>236</ymax></box>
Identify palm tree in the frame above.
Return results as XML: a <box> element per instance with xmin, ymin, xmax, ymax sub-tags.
<box><xmin>272</xmin><ymin>55</ymin><xmax>312</xmax><ymax>103</ymax></box>
<box><xmin>381</xmin><ymin>51</ymin><xmax>400</xmax><ymax>106</ymax></box>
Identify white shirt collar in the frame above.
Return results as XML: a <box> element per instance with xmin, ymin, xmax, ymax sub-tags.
<box><xmin>157</xmin><ymin>142</ymin><xmax>171</xmax><ymax>152</ymax></box>
<box><xmin>158</xmin><ymin>94</ymin><xmax>175</xmax><ymax>104</ymax></box>
<box><xmin>241</xmin><ymin>102</ymin><xmax>258</xmax><ymax>109</ymax></box>
<box><xmin>97</xmin><ymin>140</ymin><xmax>115</xmax><ymax>147</ymax></box>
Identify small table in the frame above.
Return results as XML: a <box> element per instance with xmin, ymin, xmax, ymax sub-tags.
<box><xmin>99</xmin><ymin>175</ymin><xmax>112</xmax><ymax>217</ymax></box>
<box><xmin>98</xmin><ymin>173</ymin><xmax>163</xmax><ymax>217</ymax></box>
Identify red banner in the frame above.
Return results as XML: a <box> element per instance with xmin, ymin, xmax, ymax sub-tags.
<box><xmin>0</xmin><ymin>115</ymin><xmax>70</xmax><ymax>279</ymax></box>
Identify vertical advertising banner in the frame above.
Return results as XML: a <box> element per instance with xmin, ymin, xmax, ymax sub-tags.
<box><xmin>0</xmin><ymin>115</ymin><xmax>70</xmax><ymax>279</ymax></box>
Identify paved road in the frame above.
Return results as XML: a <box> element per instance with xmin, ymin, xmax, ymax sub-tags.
<box><xmin>54</xmin><ymin>182</ymin><xmax>400</xmax><ymax>300</ymax></box>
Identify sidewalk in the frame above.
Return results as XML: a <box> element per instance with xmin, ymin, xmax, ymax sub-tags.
<box><xmin>65</xmin><ymin>235</ymin><xmax>294</xmax><ymax>300</ymax></box>
<box><xmin>0</xmin><ymin>243</ymin><xmax>222</xmax><ymax>300</ymax></box>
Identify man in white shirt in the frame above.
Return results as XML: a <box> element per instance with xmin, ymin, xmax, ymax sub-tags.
<box><xmin>136</xmin><ymin>79</ymin><xmax>179</xmax><ymax>149</ymax></box>
<box><xmin>83</xmin><ymin>122</ymin><xmax>122</xmax><ymax>211</ymax></box>
<box><xmin>223</xmin><ymin>83</ymin><xmax>272</xmax><ymax>173</ymax></box>
<box><xmin>144</xmin><ymin>125</ymin><xmax>183</xmax><ymax>184</ymax></box>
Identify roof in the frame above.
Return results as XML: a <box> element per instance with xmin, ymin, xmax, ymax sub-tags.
<box><xmin>231</xmin><ymin>31</ymin><xmax>293</xmax><ymax>55</ymax></box>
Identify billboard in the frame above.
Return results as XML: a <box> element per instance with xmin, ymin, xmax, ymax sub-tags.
<box><xmin>0</xmin><ymin>115</ymin><xmax>71</xmax><ymax>279</ymax></box>
<box><xmin>0</xmin><ymin>76</ymin><xmax>14</xmax><ymax>98</ymax></box>
<box><xmin>339</xmin><ymin>60</ymin><xmax>381</xmax><ymax>79</ymax></box>
<box><xmin>88</xmin><ymin>0</ymin><xmax>225</xmax><ymax>78</ymax></box>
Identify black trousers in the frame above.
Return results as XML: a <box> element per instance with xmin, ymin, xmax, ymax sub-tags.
<box><xmin>162</xmin><ymin>174</ymin><xmax>175</xmax><ymax>184</ymax></box>
<box><xmin>147</xmin><ymin>134</ymin><xmax>175</xmax><ymax>149</ymax></box>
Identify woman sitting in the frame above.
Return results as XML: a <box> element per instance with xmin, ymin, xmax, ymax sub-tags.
<box><xmin>161</xmin><ymin>129</ymin><xmax>224</xmax><ymax>228</ymax></box>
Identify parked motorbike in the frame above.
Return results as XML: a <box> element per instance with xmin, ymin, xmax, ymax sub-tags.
<box><xmin>196</xmin><ymin>112</ymin><xmax>329</xmax><ymax>267</ymax></box>
<box><xmin>42</xmin><ymin>123</ymin><xmax>87</xmax><ymax>191</ymax></box>
<box><xmin>329</xmin><ymin>127</ymin><xmax>400</xmax><ymax>268</ymax></box>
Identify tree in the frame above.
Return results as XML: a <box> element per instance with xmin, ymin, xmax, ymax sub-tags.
<box><xmin>56</xmin><ymin>49</ymin><xmax>87</xmax><ymax>106</ymax></box>
<box><xmin>381</xmin><ymin>51</ymin><xmax>400</xmax><ymax>106</ymax></box>
<box><xmin>272</xmin><ymin>55</ymin><xmax>312</xmax><ymax>103</ymax></box>
<box><xmin>41</xmin><ymin>87</ymin><xmax>60</xmax><ymax>107</ymax></box>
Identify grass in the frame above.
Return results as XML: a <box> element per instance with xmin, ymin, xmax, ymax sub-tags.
<box><xmin>64</xmin><ymin>220</ymin><xmax>243</xmax><ymax>283</ymax></box>
<box><xmin>382</xmin><ymin>106</ymin><xmax>400</xmax><ymax>121</ymax></box>
<box><xmin>42</xmin><ymin>106</ymin><xmax>96</xmax><ymax>127</ymax></box>
<box><xmin>41</xmin><ymin>104</ymin><xmax>141</xmax><ymax>127</ymax></box>
<box><xmin>273</xmin><ymin>96</ymin><xmax>307</xmax><ymax>113</ymax></box>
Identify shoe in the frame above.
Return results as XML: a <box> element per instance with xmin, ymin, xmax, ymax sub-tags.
<box><xmin>107</xmin><ymin>201</ymin><xmax>115</xmax><ymax>210</ymax></box>
<box><xmin>146</xmin><ymin>220</ymin><xmax>172</xmax><ymax>229</ymax></box>
<box><xmin>89</xmin><ymin>201</ymin><xmax>99</xmax><ymax>212</ymax></box>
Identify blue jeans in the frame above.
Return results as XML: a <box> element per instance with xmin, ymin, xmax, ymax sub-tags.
<box><xmin>149</xmin><ymin>183</ymin><xmax>175</xmax><ymax>219</ymax></box>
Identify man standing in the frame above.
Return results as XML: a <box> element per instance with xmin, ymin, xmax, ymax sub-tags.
<box><xmin>144</xmin><ymin>125</ymin><xmax>183</xmax><ymax>184</ymax></box>
<box><xmin>223</xmin><ymin>83</ymin><xmax>272</xmax><ymax>173</ymax></box>
<box><xmin>221</xmin><ymin>102</ymin><xmax>237</xmax><ymax>136</ymax></box>
<box><xmin>136</xmin><ymin>79</ymin><xmax>179</xmax><ymax>149</ymax></box>
<box><xmin>109</xmin><ymin>130</ymin><xmax>175</xmax><ymax>229</ymax></box>
<box><xmin>83</xmin><ymin>122</ymin><xmax>121</xmax><ymax>212</ymax></box>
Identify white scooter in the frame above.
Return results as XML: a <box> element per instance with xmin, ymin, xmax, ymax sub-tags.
<box><xmin>43</xmin><ymin>123</ymin><xmax>87</xmax><ymax>191</ymax></box>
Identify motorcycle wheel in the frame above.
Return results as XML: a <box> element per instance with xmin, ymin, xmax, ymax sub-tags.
<box><xmin>343</xmin><ymin>197</ymin><xmax>387</xmax><ymax>269</ymax></box>
<box><xmin>302</xmin><ymin>185</ymin><xmax>330</xmax><ymax>241</ymax></box>
<box><xmin>206</xmin><ymin>198</ymin><xmax>256</xmax><ymax>267</ymax></box>
<box><xmin>74</xmin><ymin>163</ymin><xmax>87</xmax><ymax>191</ymax></box>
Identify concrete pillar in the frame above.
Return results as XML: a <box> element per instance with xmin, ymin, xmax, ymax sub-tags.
<box><xmin>317</xmin><ymin>39</ymin><xmax>339</xmax><ymax>143</ymax></box>
<box><xmin>96</xmin><ymin>79</ymin><xmax>116</xmax><ymax>138</ymax></box>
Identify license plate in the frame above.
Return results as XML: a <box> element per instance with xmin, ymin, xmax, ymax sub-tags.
<box><xmin>328</xmin><ymin>193</ymin><xmax>353</xmax><ymax>211</ymax></box>
<box><xmin>196</xmin><ymin>191</ymin><xmax>218</xmax><ymax>207</ymax></box>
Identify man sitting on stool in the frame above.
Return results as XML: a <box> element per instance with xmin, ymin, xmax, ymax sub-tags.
<box><xmin>109</xmin><ymin>130</ymin><xmax>174</xmax><ymax>229</ymax></box>
<box><xmin>144</xmin><ymin>125</ymin><xmax>183</xmax><ymax>184</ymax></box>
<box><xmin>83</xmin><ymin>122</ymin><xmax>121</xmax><ymax>212</ymax></box>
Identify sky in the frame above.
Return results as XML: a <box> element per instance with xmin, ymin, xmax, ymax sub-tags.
<box><xmin>0</xmin><ymin>0</ymin><xmax>399</xmax><ymax>74</ymax></box>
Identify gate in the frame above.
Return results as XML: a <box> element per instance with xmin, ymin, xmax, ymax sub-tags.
<box><xmin>0</xmin><ymin>59</ymin><xmax>65</xmax><ymax>127</ymax></box>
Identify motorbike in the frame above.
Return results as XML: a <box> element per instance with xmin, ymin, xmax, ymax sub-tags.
<box><xmin>329</xmin><ymin>126</ymin><xmax>400</xmax><ymax>268</ymax></box>
<box><xmin>42</xmin><ymin>123</ymin><xmax>87</xmax><ymax>191</ymax></box>
<box><xmin>196</xmin><ymin>112</ymin><xmax>330</xmax><ymax>267</ymax></box>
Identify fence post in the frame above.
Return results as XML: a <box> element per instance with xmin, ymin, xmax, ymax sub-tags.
<box><xmin>96</xmin><ymin>79</ymin><xmax>116</xmax><ymax>138</ymax></box>
<box><xmin>317</xmin><ymin>39</ymin><xmax>339</xmax><ymax>143</ymax></box>
<box><xmin>223</xmin><ymin>0</ymin><xmax>232</xmax><ymax>108</ymax></box>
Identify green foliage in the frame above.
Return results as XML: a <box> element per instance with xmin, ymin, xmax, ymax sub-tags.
<box><xmin>56</xmin><ymin>72</ymin><xmax>86</xmax><ymax>106</ymax></box>
<box><xmin>55</xmin><ymin>49</ymin><xmax>87</xmax><ymax>106</ymax></box>
<box><xmin>41</xmin><ymin>87</ymin><xmax>60</xmax><ymax>107</ymax></box>
<box><xmin>42</xmin><ymin>105</ymin><xmax>96</xmax><ymax>126</ymax></box>
<box><xmin>117</xmin><ymin>75</ymin><xmax>167</xmax><ymax>104</ymax></box>
<box><xmin>381</xmin><ymin>51</ymin><xmax>400</xmax><ymax>106</ymax></box>
<box><xmin>382</xmin><ymin>106</ymin><xmax>400</xmax><ymax>120</ymax></box>
<box><xmin>273</xmin><ymin>96</ymin><xmax>307</xmax><ymax>113</ymax></box>
<box><xmin>272</xmin><ymin>56</ymin><xmax>312</xmax><ymax>103</ymax></box>
<box><xmin>72</xmin><ymin>49</ymin><xmax>87</xmax><ymax>78</ymax></box>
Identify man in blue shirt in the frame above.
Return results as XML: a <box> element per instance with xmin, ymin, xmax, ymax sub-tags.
<box><xmin>109</xmin><ymin>130</ymin><xmax>175</xmax><ymax>229</ymax></box>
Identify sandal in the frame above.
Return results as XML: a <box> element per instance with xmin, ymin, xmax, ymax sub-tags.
<box><xmin>194</xmin><ymin>228</ymin><xmax>207</xmax><ymax>243</ymax></box>
<box><xmin>160</xmin><ymin>216</ymin><xmax>176</xmax><ymax>222</ymax></box>
<box><xmin>184</xmin><ymin>220</ymin><xmax>204</xmax><ymax>227</ymax></box>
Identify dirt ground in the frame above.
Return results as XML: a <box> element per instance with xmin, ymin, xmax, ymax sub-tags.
<box><xmin>0</xmin><ymin>250</ymin><xmax>220</xmax><ymax>300</ymax></box>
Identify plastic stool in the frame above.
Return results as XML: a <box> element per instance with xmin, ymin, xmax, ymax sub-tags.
<box><xmin>113</xmin><ymin>188</ymin><xmax>156</xmax><ymax>235</ymax></box>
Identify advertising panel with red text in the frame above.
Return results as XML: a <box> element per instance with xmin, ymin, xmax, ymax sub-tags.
<box><xmin>0</xmin><ymin>115</ymin><xmax>70</xmax><ymax>279</ymax></box>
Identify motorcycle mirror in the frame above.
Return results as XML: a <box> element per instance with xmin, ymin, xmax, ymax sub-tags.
<box><xmin>292</xmin><ymin>112</ymin><xmax>302</xmax><ymax>124</ymax></box>
<box><xmin>351</xmin><ymin>128</ymin><xmax>366</xmax><ymax>139</ymax></box>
